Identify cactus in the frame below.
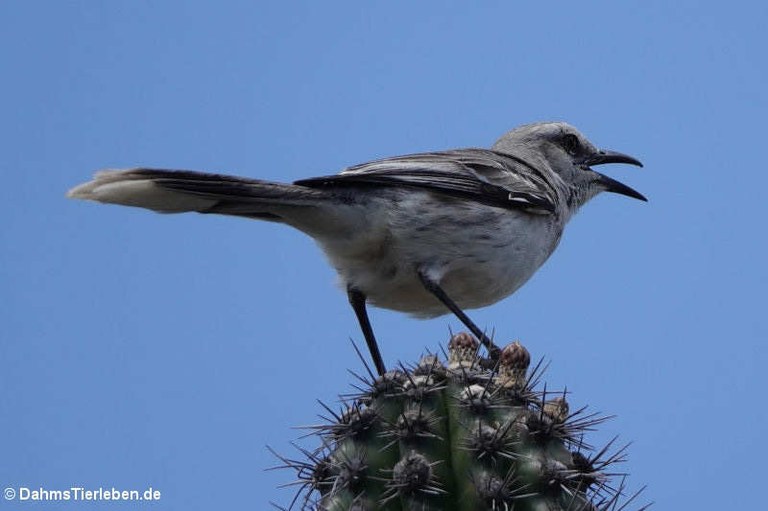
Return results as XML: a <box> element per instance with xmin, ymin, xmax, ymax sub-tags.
<box><xmin>273</xmin><ymin>333</ymin><xmax>645</xmax><ymax>510</ymax></box>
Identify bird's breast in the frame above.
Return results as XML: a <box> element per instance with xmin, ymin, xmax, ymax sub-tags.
<box><xmin>314</xmin><ymin>192</ymin><xmax>563</xmax><ymax>316</ymax></box>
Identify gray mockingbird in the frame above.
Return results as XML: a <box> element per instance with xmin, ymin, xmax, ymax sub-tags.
<box><xmin>68</xmin><ymin>121</ymin><xmax>645</xmax><ymax>375</ymax></box>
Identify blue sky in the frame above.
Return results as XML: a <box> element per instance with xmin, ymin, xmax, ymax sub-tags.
<box><xmin>1</xmin><ymin>1</ymin><xmax>766</xmax><ymax>509</ymax></box>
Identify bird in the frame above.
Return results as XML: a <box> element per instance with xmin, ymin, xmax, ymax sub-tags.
<box><xmin>68</xmin><ymin>121</ymin><xmax>645</xmax><ymax>375</ymax></box>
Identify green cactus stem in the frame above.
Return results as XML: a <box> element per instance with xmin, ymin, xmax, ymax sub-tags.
<box><xmin>272</xmin><ymin>334</ymin><xmax>647</xmax><ymax>511</ymax></box>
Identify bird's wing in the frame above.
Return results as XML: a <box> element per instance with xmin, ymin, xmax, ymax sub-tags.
<box><xmin>295</xmin><ymin>149</ymin><xmax>556</xmax><ymax>214</ymax></box>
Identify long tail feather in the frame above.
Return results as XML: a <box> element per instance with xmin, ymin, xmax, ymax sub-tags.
<box><xmin>68</xmin><ymin>168</ymin><xmax>326</xmax><ymax>218</ymax></box>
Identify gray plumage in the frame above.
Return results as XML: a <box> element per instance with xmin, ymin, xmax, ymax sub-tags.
<box><xmin>68</xmin><ymin>121</ymin><xmax>644</xmax><ymax>373</ymax></box>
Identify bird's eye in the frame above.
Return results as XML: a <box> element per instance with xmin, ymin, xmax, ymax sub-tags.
<box><xmin>562</xmin><ymin>134</ymin><xmax>579</xmax><ymax>155</ymax></box>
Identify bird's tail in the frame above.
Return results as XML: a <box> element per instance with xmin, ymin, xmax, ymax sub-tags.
<box><xmin>67</xmin><ymin>168</ymin><xmax>332</xmax><ymax>222</ymax></box>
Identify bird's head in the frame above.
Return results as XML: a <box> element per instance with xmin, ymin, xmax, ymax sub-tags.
<box><xmin>493</xmin><ymin>121</ymin><xmax>645</xmax><ymax>209</ymax></box>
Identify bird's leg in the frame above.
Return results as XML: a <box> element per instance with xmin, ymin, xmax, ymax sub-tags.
<box><xmin>417</xmin><ymin>270</ymin><xmax>501</xmax><ymax>361</ymax></box>
<box><xmin>347</xmin><ymin>286</ymin><xmax>387</xmax><ymax>376</ymax></box>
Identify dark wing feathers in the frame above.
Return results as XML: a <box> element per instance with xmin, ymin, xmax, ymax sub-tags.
<box><xmin>296</xmin><ymin>149</ymin><xmax>556</xmax><ymax>214</ymax></box>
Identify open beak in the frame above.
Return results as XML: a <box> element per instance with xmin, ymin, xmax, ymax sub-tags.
<box><xmin>582</xmin><ymin>149</ymin><xmax>647</xmax><ymax>202</ymax></box>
